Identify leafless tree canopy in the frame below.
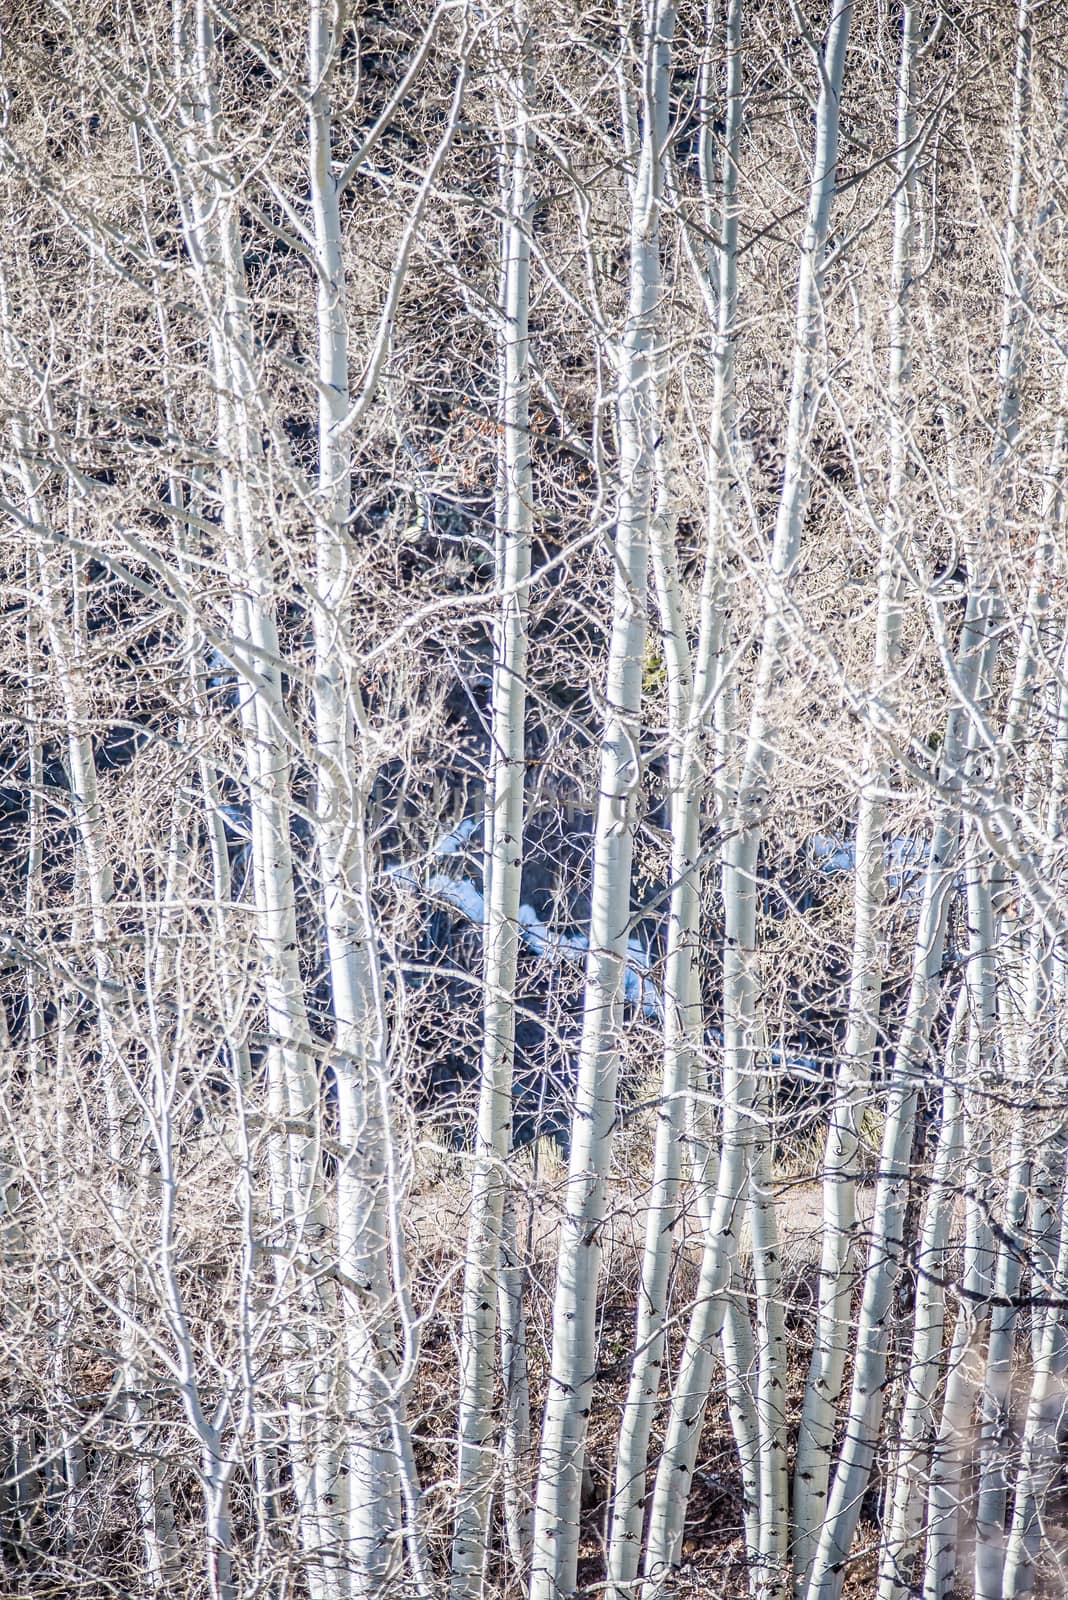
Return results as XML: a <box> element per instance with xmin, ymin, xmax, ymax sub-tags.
<box><xmin>2</xmin><ymin>2</ymin><xmax>1068</xmax><ymax>1598</ymax></box>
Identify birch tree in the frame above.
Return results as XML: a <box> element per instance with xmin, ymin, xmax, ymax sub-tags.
<box><xmin>4</xmin><ymin>4</ymin><xmax>1068</xmax><ymax>1599</ymax></box>
<box><xmin>452</xmin><ymin>8</ymin><xmax>534</xmax><ymax>1590</ymax></box>
<box><xmin>529</xmin><ymin>6</ymin><xmax>676</xmax><ymax>1594</ymax></box>
<box><xmin>643</xmin><ymin>6</ymin><xmax>853</xmax><ymax>1592</ymax></box>
<box><xmin>792</xmin><ymin>4</ymin><xmax>920</xmax><ymax>1575</ymax></box>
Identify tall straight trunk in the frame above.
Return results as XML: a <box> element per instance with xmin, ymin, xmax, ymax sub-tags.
<box><xmin>924</xmin><ymin>10</ymin><xmax>1040</xmax><ymax>1587</ymax></box>
<box><xmin>0</xmin><ymin>1117</ymin><xmax>28</xmax><ymax>1560</ymax></box>
<box><xmin>136</xmin><ymin>142</ymin><xmax>249</xmax><ymax>1598</ymax></box>
<box><xmin>148</xmin><ymin>1001</ymin><xmax>239</xmax><ymax>1600</ymax></box>
<box><xmin>528</xmin><ymin>7</ymin><xmax>675</xmax><ymax>1595</ymax></box>
<box><xmin>792</xmin><ymin>4</ymin><xmax>918</xmax><ymax>1576</ymax></box>
<box><xmin>20</xmin><ymin>548</ymin><xmax>86</xmax><ymax>1553</ymax></box>
<box><xmin>875</xmin><ymin>988</ymin><xmax>967</xmax><ymax>1600</ymax></box>
<box><xmin>991</xmin><ymin>652</ymin><xmax>1068</xmax><ymax>1597</ymax></box>
<box><xmin>920</xmin><ymin>825</ymin><xmax>999</xmax><ymax>1600</ymax></box>
<box><xmin>749</xmin><ymin>1089</ymin><xmax>789</xmax><ymax>1595</ymax></box>
<box><xmin>974</xmin><ymin>81</ymin><xmax>1068</xmax><ymax>1600</ymax></box>
<box><xmin>14</xmin><ymin>442</ymin><xmax>180</xmax><ymax>1591</ymax></box>
<box><xmin>606</xmin><ymin>8</ymin><xmax>742</xmax><ymax>1591</ymax></box>
<box><xmin>452</xmin><ymin>11</ymin><xmax>533</xmax><ymax>1591</ymax></box>
<box><xmin>803</xmin><ymin>596</ymin><xmax>1003</xmax><ymax>1600</ymax></box>
<box><xmin>171</xmin><ymin>7</ymin><xmax>345</xmax><ymax>1590</ymax></box>
<box><xmin>642</xmin><ymin>8</ymin><xmax>852</xmax><ymax>1593</ymax></box>
<box><xmin>138</xmin><ymin>667</ymin><xmax>239</xmax><ymax>1600</ymax></box>
<box><xmin>1001</xmin><ymin>1143</ymin><xmax>1068</xmax><ymax>1597</ymax></box>
<box><xmin>307</xmin><ymin>6</ymin><xmax>406</xmax><ymax>1588</ymax></box>
<box><xmin>971</xmin><ymin>1090</ymin><xmax>1029</xmax><ymax>1598</ymax></box>
<box><xmin>805</xmin><ymin>4</ymin><xmax>1035</xmax><ymax>1588</ymax></box>
<box><xmin>971</xmin><ymin>420</ymin><xmax>1068</xmax><ymax>1599</ymax></box>
<box><xmin>607</xmin><ymin>456</ymin><xmax>695</xmax><ymax>1600</ymax></box>
<box><xmin>499</xmin><ymin>1191</ymin><xmax>533</xmax><ymax>1574</ymax></box>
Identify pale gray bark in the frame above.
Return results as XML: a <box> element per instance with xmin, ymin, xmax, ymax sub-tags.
<box><xmin>1001</xmin><ymin>1142</ymin><xmax>1068</xmax><ymax>1597</ymax></box>
<box><xmin>792</xmin><ymin>3</ymin><xmax>918</xmax><ymax>1573</ymax></box>
<box><xmin>529</xmin><ymin>7</ymin><xmax>675</xmax><ymax>1594</ymax></box>
<box><xmin>875</xmin><ymin>988</ymin><xmax>967</xmax><ymax>1600</ymax></box>
<box><xmin>748</xmin><ymin>1081</ymin><xmax>789</xmax><ymax>1596</ymax></box>
<box><xmin>607</xmin><ymin>456</ymin><xmax>694</xmax><ymax>1600</ymax></box>
<box><xmin>16</xmin><ymin>450</ymin><xmax>181</xmax><ymax>1592</ymax></box>
<box><xmin>308</xmin><ymin>4</ymin><xmax>406</xmax><ymax>1585</ymax></box>
<box><xmin>171</xmin><ymin>7</ymin><xmax>346</xmax><ymax>1588</ymax></box>
<box><xmin>499</xmin><ymin>1192</ymin><xmax>533</xmax><ymax>1575</ymax></box>
<box><xmin>989</xmin><ymin>656</ymin><xmax>1068</xmax><ymax>1596</ymax></box>
<box><xmin>643</xmin><ymin>7</ymin><xmax>852</xmax><ymax>1592</ymax></box>
<box><xmin>921</xmin><ymin>829</ymin><xmax>998</xmax><ymax>1600</ymax></box>
<box><xmin>606</xmin><ymin>17</ymin><xmax>745</xmax><ymax>1582</ymax></box>
<box><xmin>804</xmin><ymin>601</ymin><xmax>1001</xmax><ymax>1600</ymax></box>
<box><xmin>452</xmin><ymin>12</ymin><xmax>533</xmax><ymax>1590</ymax></box>
<box><xmin>972</xmin><ymin>1112</ymin><xmax>1029</xmax><ymax>1599</ymax></box>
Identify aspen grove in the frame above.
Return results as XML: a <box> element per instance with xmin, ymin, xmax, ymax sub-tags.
<box><xmin>3</xmin><ymin>2</ymin><xmax>1068</xmax><ymax>1598</ymax></box>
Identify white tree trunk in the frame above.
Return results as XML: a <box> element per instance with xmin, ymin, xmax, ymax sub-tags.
<box><xmin>875</xmin><ymin>988</ymin><xmax>967</xmax><ymax>1600</ymax></box>
<box><xmin>529</xmin><ymin>7</ymin><xmax>675</xmax><ymax>1595</ymax></box>
<box><xmin>921</xmin><ymin>827</ymin><xmax>999</xmax><ymax>1600</ymax></box>
<box><xmin>172</xmin><ymin>7</ymin><xmax>345</xmax><ymax>1588</ymax></box>
<box><xmin>452</xmin><ymin>11</ymin><xmax>534</xmax><ymax>1590</ymax></box>
<box><xmin>606</xmin><ymin>11</ymin><xmax>746</xmax><ymax>1587</ymax></box>
<box><xmin>804</xmin><ymin>598</ymin><xmax>1002</xmax><ymax>1600</ymax></box>
<box><xmin>14</xmin><ymin>438</ymin><xmax>181</xmax><ymax>1592</ymax></box>
<box><xmin>499</xmin><ymin>1191</ymin><xmax>533</xmax><ymax>1575</ymax></box>
<box><xmin>1001</xmin><ymin>1144</ymin><xmax>1068</xmax><ymax>1597</ymax></box>
<box><xmin>307</xmin><ymin>5</ymin><xmax>409</xmax><ymax>1586</ymax></box>
<box><xmin>643</xmin><ymin>6</ymin><xmax>852</xmax><ymax>1591</ymax></box>
<box><xmin>792</xmin><ymin>3</ymin><xmax>918</xmax><ymax>1574</ymax></box>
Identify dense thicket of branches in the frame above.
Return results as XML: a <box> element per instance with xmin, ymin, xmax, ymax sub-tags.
<box><xmin>2</xmin><ymin>2</ymin><xmax>1068</xmax><ymax>1598</ymax></box>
